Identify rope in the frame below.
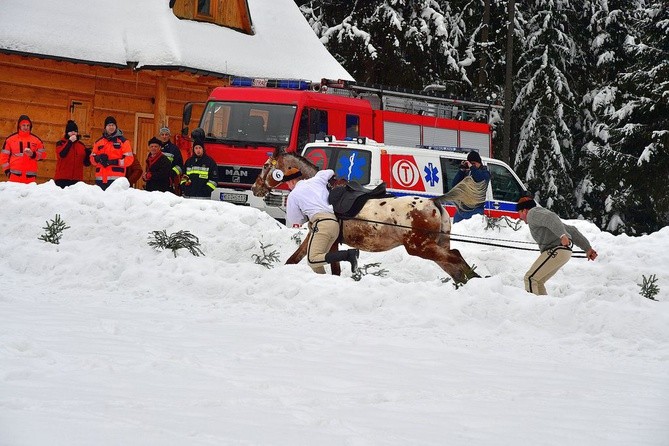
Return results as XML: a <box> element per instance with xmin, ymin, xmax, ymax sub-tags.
<box><xmin>346</xmin><ymin>215</ymin><xmax>588</xmax><ymax>258</ymax></box>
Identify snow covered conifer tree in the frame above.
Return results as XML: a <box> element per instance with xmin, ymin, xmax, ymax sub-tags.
<box><xmin>579</xmin><ymin>2</ymin><xmax>669</xmax><ymax>234</ymax></box>
<box><xmin>512</xmin><ymin>0</ymin><xmax>581</xmax><ymax>216</ymax></box>
<box><xmin>298</xmin><ymin>0</ymin><xmax>473</xmax><ymax>90</ymax></box>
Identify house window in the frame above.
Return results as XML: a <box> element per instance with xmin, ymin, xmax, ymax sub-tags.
<box><xmin>171</xmin><ymin>0</ymin><xmax>254</xmax><ymax>35</ymax></box>
<box><xmin>197</xmin><ymin>0</ymin><xmax>213</xmax><ymax>17</ymax></box>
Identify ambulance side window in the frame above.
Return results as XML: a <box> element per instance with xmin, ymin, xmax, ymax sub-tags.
<box><xmin>488</xmin><ymin>163</ymin><xmax>524</xmax><ymax>202</ymax></box>
<box><xmin>439</xmin><ymin>158</ymin><xmax>463</xmax><ymax>193</ymax></box>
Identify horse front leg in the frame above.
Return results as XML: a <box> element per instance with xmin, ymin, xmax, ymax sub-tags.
<box><xmin>406</xmin><ymin>243</ymin><xmax>479</xmax><ymax>285</ymax></box>
<box><xmin>285</xmin><ymin>236</ymin><xmax>308</xmax><ymax>265</ymax></box>
<box><xmin>285</xmin><ymin>231</ymin><xmax>341</xmax><ymax>276</ymax></box>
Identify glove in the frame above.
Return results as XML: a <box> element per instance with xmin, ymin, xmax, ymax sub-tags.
<box><xmin>181</xmin><ymin>175</ymin><xmax>191</xmax><ymax>186</ymax></box>
<box><xmin>4</xmin><ymin>169</ymin><xmax>9</xmax><ymax>178</ymax></box>
<box><xmin>107</xmin><ymin>158</ymin><xmax>119</xmax><ymax>166</ymax></box>
<box><xmin>98</xmin><ymin>154</ymin><xmax>109</xmax><ymax>166</ymax></box>
<box><xmin>83</xmin><ymin>148</ymin><xmax>92</xmax><ymax>167</ymax></box>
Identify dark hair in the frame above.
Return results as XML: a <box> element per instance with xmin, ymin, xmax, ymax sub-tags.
<box><xmin>516</xmin><ymin>197</ymin><xmax>537</xmax><ymax>211</ymax></box>
<box><xmin>467</xmin><ymin>151</ymin><xmax>482</xmax><ymax>164</ymax></box>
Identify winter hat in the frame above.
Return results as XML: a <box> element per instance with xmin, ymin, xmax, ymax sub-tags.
<box><xmin>148</xmin><ymin>136</ymin><xmax>162</xmax><ymax>147</ymax></box>
<box><xmin>159</xmin><ymin>127</ymin><xmax>170</xmax><ymax>134</ymax></box>
<box><xmin>17</xmin><ymin>114</ymin><xmax>32</xmax><ymax>131</ymax></box>
<box><xmin>267</xmin><ymin>167</ymin><xmax>302</xmax><ymax>188</ymax></box>
<box><xmin>193</xmin><ymin>139</ymin><xmax>205</xmax><ymax>149</ymax></box>
<box><xmin>65</xmin><ymin>120</ymin><xmax>78</xmax><ymax>136</ymax></box>
<box><xmin>467</xmin><ymin>150</ymin><xmax>482</xmax><ymax>164</ymax></box>
<box><xmin>104</xmin><ymin>116</ymin><xmax>117</xmax><ymax>127</ymax></box>
<box><xmin>516</xmin><ymin>196</ymin><xmax>537</xmax><ymax>212</ymax></box>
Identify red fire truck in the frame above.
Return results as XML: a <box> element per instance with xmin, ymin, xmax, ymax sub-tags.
<box><xmin>178</xmin><ymin>77</ymin><xmax>501</xmax><ymax>219</ymax></box>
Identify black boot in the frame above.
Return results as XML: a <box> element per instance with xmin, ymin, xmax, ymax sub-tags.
<box><xmin>325</xmin><ymin>249</ymin><xmax>359</xmax><ymax>273</ymax></box>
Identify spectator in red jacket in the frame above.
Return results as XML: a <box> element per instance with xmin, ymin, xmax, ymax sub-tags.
<box><xmin>1</xmin><ymin>115</ymin><xmax>46</xmax><ymax>183</ymax></box>
<box><xmin>54</xmin><ymin>120</ymin><xmax>91</xmax><ymax>188</ymax></box>
<box><xmin>90</xmin><ymin>116</ymin><xmax>134</xmax><ymax>190</ymax></box>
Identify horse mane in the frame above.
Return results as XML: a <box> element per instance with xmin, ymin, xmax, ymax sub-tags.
<box><xmin>283</xmin><ymin>151</ymin><xmax>319</xmax><ymax>174</ymax></box>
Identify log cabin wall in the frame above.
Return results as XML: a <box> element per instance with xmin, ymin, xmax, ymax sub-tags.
<box><xmin>0</xmin><ymin>53</ymin><xmax>223</xmax><ymax>185</ymax></box>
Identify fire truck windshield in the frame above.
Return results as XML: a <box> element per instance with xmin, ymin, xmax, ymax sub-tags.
<box><xmin>199</xmin><ymin>101</ymin><xmax>297</xmax><ymax>146</ymax></box>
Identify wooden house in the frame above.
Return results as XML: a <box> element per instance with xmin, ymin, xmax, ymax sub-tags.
<box><xmin>0</xmin><ymin>0</ymin><xmax>352</xmax><ymax>186</ymax></box>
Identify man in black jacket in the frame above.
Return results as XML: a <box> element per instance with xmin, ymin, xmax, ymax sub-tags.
<box><xmin>158</xmin><ymin>127</ymin><xmax>184</xmax><ymax>193</ymax></box>
<box><xmin>180</xmin><ymin>136</ymin><xmax>218</xmax><ymax>199</ymax></box>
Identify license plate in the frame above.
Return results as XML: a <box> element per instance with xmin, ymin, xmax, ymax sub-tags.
<box><xmin>220</xmin><ymin>192</ymin><xmax>248</xmax><ymax>204</ymax></box>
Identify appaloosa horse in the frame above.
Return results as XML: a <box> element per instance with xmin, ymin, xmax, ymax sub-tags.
<box><xmin>251</xmin><ymin>148</ymin><xmax>479</xmax><ymax>284</ymax></box>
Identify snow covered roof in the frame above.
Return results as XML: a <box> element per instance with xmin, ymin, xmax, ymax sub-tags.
<box><xmin>0</xmin><ymin>0</ymin><xmax>353</xmax><ymax>83</ymax></box>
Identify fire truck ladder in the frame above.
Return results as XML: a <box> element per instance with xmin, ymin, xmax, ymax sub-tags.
<box><xmin>320</xmin><ymin>78</ymin><xmax>502</xmax><ymax>122</ymax></box>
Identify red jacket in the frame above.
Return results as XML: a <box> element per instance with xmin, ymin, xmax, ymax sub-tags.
<box><xmin>90</xmin><ymin>131</ymin><xmax>134</xmax><ymax>184</ymax></box>
<box><xmin>1</xmin><ymin>118</ymin><xmax>46</xmax><ymax>184</ymax></box>
<box><xmin>55</xmin><ymin>137</ymin><xmax>90</xmax><ymax>181</ymax></box>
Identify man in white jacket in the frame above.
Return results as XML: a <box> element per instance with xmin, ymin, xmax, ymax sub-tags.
<box><xmin>278</xmin><ymin>167</ymin><xmax>358</xmax><ymax>274</ymax></box>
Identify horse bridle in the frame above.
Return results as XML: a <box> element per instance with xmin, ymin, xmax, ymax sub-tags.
<box><xmin>259</xmin><ymin>156</ymin><xmax>280</xmax><ymax>191</ymax></box>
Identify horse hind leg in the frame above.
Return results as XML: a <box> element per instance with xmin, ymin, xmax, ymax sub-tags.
<box><xmin>406</xmin><ymin>243</ymin><xmax>479</xmax><ymax>284</ymax></box>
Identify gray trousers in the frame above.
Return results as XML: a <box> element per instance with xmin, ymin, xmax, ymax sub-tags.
<box><xmin>307</xmin><ymin>213</ymin><xmax>340</xmax><ymax>274</ymax></box>
<box><xmin>524</xmin><ymin>247</ymin><xmax>572</xmax><ymax>295</ymax></box>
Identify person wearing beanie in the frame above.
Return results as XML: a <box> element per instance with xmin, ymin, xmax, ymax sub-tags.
<box><xmin>180</xmin><ymin>135</ymin><xmax>218</xmax><ymax>198</ymax></box>
<box><xmin>142</xmin><ymin>137</ymin><xmax>172</xmax><ymax>192</ymax></box>
<box><xmin>90</xmin><ymin>115</ymin><xmax>134</xmax><ymax>190</ymax></box>
<box><xmin>157</xmin><ymin>126</ymin><xmax>184</xmax><ymax>193</ymax></box>
<box><xmin>54</xmin><ymin>120</ymin><xmax>91</xmax><ymax>188</ymax></box>
<box><xmin>516</xmin><ymin>196</ymin><xmax>598</xmax><ymax>295</ymax></box>
<box><xmin>1</xmin><ymin>114</ymin><xmax>46</xmax><ymax>184</ymax></box>
<box><xmin>449</xmin><ymin>150</ymin><xmax>491</xmax><ymax>222</ymax></box>
<box><xmin>284</xmin><ymin>168</ymin><xmax>359</xmax><ymax>275</ymax></box>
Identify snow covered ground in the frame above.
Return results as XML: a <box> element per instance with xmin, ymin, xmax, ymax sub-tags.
<box><xmin>1</xmin><ymin>180</ymin><xmax>667</xmax><ymax>446</ymax></box>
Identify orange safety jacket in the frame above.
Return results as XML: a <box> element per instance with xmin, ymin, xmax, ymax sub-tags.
<box><xmin>1</xmin><ymin>129</ymin><xmax>46</xmax><ymax>184</ymax></box>
<box><xmin>90</xmin><ymin>131</ymin><xmax>134</xmax><ymax>184</ymax></box>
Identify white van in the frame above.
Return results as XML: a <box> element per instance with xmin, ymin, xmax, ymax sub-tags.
<box><xmin>301</xmin><ymin>136</ymin><xmax>528</xmax><ymax>219</ymax></box>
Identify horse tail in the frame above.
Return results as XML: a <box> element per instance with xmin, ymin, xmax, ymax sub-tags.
<box><xmin>432</xmin><ymin>176</ymin><xmax>488</xmax><ymax>214</ymax></box>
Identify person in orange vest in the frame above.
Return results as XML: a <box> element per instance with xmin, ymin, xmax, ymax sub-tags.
<box><xmin>54</xmin><ymin>120</ymin><xmax>91</xmax><ymax>188</ymax></box>
<box><xmin>1</xmin><ymin>114</ymin><xmax>46</xmax><ymax>183</ymax></box>
<box><xmin>90</xmin><ymin>116</ymin><xmax>134</xmax><ymax>190</ymax></box>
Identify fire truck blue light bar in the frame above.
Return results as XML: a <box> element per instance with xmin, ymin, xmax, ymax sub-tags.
<box><xmin>231</xmin><ymin>77</ymin><xmax>311</xmax><ymax>90</ymax></box>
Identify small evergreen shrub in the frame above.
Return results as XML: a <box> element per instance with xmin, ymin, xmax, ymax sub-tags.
<box><xmin>291</xmin><ymin>231</ymin><xmax>303</xmax><ymax>246</ymax></box>
<box><xmin>352</xmin><ymin>262</ymin><xmax>388</xmax><ymax>282</ymax></box>
<box><xmin>148</xmin><ymin>230</ymin><xmax>204</xmax><ymax>257</ymax></box>
<box><xmin>485</xmin><ymin>215</ymin><xmax>522</xmax><ymax>231</ymax></box>
<box><xmin>638</xmin><ymin>274</ymin><xmax>660</xmax><ymax>301</ymax></box>
<box><xmin>38</xmin><ymin>214</ymin><xmax>70</xmax><ymax>245</ymax></box>
<box><xmin>252</xmin><ymin>242</ymin><xmax>281</xmax><ymax>269</ymax></box>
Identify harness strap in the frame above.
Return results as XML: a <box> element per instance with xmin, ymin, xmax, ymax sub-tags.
<box><xmin>346</xmin><ymin>215</ymin><xmax>587</xmax><ymax>257</ymax></box>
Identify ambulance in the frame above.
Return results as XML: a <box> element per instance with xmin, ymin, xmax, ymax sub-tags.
<box><xmin>300</xmin><ymin>136</ymin><xmax>528</xmax><ymax>219</ymax></box>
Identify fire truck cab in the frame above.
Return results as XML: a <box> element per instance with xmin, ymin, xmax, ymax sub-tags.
<box><xmin>182</xmin><ymin>77</ymin><xmax>502</xmax><ymax>219</ymax></box>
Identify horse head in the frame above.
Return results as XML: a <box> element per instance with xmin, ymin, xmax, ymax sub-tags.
<box><xmin>251</xmin><ymin>146</ymin><xmax>285</xmax><ymax>197</ymax></box>
<box><xmin>251</xmin><ymin>147</ymin><xmax>319</xmax><ymax>197</ymax></box>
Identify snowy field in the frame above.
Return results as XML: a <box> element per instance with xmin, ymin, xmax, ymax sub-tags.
<box><xmin>1</xmin><ymin>179</ymin><xmax>668</xmax><ymax>446</ymax></box>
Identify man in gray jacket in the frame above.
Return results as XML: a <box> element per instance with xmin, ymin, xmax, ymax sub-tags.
<box><xmin>517</xmin><ymin>197</ymin><xmax>598</xmax><ymax>295</ymax></box>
